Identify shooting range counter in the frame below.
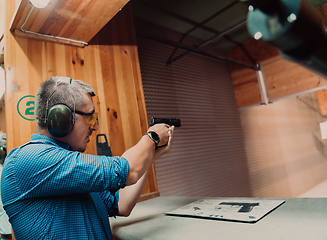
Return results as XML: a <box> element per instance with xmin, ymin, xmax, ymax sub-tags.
<box><xmin>110</xmin><ymin>196</ymin><xmax>327</xmax><ymax>240</ymax></box>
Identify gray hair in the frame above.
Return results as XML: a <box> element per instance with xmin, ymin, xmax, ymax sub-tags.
<box><xmin>35</xmin><ymin>76</ymin><xmax>95</xmax><ymax>130</ymax></box>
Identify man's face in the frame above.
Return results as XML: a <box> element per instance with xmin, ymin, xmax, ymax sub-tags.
<box><xmin>66</xmin><ymin>93</ymin><xmax>99</xmax><ymax>152</ymax></box>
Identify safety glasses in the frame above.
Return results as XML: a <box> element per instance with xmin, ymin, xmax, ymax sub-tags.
<box><xmin>75</xmin><ymin>110</ymin><xmax>99</xmax><ymax>127</ymax></box>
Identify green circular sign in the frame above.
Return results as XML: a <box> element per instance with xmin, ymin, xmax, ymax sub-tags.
<box><xmin>17</xmin><ymin>95</ymin><xmax>35</xmax><ymax>121</ymax></box>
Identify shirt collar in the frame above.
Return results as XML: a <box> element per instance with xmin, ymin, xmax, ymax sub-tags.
<box><xmin>31</xmin><ymin>134</ymin><xmax>71</xmax><ymax>150</ymax></box>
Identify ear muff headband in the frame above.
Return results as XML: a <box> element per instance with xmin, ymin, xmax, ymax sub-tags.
<box><xmin>44</xmin><ymin>77</ymin><xmax>76</xmax><ymax>138</ymax></box>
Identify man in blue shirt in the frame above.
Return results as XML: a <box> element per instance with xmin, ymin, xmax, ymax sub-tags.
<box><xmin>0</xmin><ymin>143</ymin><xmax>12</xmax><ymax>240</ymax></box>
<box><xmin>1</xmin><ymin>76</ymin><xmax>174</xmax><ymax>239</ymax></box>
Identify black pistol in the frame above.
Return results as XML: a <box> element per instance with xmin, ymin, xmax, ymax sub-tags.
<box><xmin>150</xmin><ymin>117</ymin><xmax>181</xmax><ymax>127</ymax></box>
<box><xmin>219</xmin><ymin>202</ymin><xmax>259</xmax><ymax>213</ymax></box>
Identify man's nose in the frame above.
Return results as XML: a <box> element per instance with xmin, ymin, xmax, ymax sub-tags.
<box><xmin>91</xmin><ymin>119</ymin><xmax>99</xmax><ymax>131</ymax></box>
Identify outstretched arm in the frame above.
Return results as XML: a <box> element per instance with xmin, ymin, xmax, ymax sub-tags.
<box><xmin>117</xmin><ymin>126</ymin><xmax>174</xmax><ymax>216</ymax></box>
<box><xmin>122</xmin><ymin>124</ymin><xmax>174</xmax><ymax>186</ymax></box>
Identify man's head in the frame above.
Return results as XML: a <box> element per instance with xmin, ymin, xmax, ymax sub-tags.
<box><xmin>35</xmin><ymin>76</ymin><xmax>99</xmax><ymax>152</ymax></box>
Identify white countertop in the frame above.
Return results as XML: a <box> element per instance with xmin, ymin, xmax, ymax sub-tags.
<box><xmin>110</xmin><ymin>196</ymin><xmax>327</xmax><ymax>240</ymax></box>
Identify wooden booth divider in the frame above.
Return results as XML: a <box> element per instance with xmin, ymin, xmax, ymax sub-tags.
<box><xmin>4</xmin><ymin>0</ymin><xmax>158</xmax><ymax>201</ymax></box>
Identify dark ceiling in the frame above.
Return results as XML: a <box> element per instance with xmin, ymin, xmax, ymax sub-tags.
<box><xmin>131</xmin><ymin>0</ymin><xmax>327</xmax><ymax>52</ymax></box>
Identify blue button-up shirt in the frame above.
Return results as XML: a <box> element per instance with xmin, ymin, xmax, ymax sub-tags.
<box><xmin>1</xmin><ymin>134</ymin><xmax>129</xmax><ymax>239</ymax></box>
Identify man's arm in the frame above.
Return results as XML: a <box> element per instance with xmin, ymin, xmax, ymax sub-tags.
<box><xmin>117</xmin><ymin>171</ymin><xmax>149</xmax><ymax>217</ymax></box>
<box><xmin>118</xmin><ymin>125</ymin><xmax>174</xmax><ymax>216</ymax></box>
<box><xmin>122</xmin><ymin>124</ymin><xmax>174</xmax><ymax>186</ymax></box>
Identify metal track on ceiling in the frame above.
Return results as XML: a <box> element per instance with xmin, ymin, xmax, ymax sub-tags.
<box><xmin>135</xmin><ymin>0</ymin><xmax>257</xmax><ymax>70</ymax></box>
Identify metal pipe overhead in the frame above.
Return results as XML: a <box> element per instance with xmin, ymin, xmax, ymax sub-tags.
<box><xmin>167</xmin><ymin>19</ymin><xmax>248</xmax><ymax>65</ymax></box>
<box><xmin>136</xmin><ymin>31</ymin><xmax>258</xmax><ymax>70</ymax></box>
<box><xmin>198</xmin><ymin>19</ymin><xmax>247</xmax><ymax>49</ymax></box>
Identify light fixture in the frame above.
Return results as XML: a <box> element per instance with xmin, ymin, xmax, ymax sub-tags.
<box><xmin>254</xmin><ymin>32</ymin><xmax>262</xmax><ymax>40</ymax></box>
<box><xmin>20</xmin><ymin>0</ymin><xmax>88</xmax><ymax>46</ymax></box>
<box><xmin>30</xmin><ymin>0</ymin><xmax>51</xmax><ymax>9</ymax></box>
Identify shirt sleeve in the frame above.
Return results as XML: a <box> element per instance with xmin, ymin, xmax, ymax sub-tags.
<box><xmin>99</xmin><ymin>190</ymin><xmax>120</xmax><ymax>217</ymax></box>
<box><xmin>6</xmin><ymin>143</ymin><xmax>129</xmax><ymax>199</ymax></box>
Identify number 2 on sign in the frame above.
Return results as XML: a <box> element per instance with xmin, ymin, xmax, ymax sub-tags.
<box><xmin>25</xmin><ymin>101</ymin><xmax>35</xmax><ymax>116</ymax></box>
<box><xmin>17</xmin><ymin>95</ymin><xmax>35</xmax><ymax>121</ymax></box>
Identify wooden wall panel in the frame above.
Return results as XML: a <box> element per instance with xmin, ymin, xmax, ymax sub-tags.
<box><xmin>0</xmin><ymin>0</ymin><xmax>5</xmax><ymax>58</ymax></box>
<box><xmin>0</xmin><ymin>66</ymin><xmax>5</xmax><ymax>133</ymax></box>
<box><xmin>10</xmin><ymin>0</ymin><xmax>130</xmax><ymax>45</ymax></box>
<box><xmin>262</xmin><ymin>55</ymin><xmax>327</xmax><ymax>100</ymax></box>
<box><xmin>0</xmin><ymin>104</ymin><xmax>5</xmax><ymax>133</ymax></box>
<box><xmin>230</xmin><ymin>66</ymin><xmax>262</xmax><ymax>108</ymax></box>
<box><xmin>228</xmin><ymin>39</ymin><xmax>277</xmax><ymax>109</ymax></box>
<box><xmin>5</xmin><ymin>1</ymin><xmax>157</xmax><ymax>197</ymax></box>
<box><xmin>227</xmin><ymin>39</ymin><xmax>327</xmax><ymax>109</ymax></box>
<box><xmin>227</xmin><ymin>38</ymin><xmax>279</xmax><ymax>72</ymax></box>
<box><xmin>316</xmin><ymin>89</ymin><xmax>327</xmax><ymax>115</ymax></box>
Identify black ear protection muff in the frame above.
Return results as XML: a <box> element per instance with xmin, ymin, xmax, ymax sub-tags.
<box><xmin>44</xmin><ymin>77</ymin><xmax>76</xmax><ymax>138</ymax></box>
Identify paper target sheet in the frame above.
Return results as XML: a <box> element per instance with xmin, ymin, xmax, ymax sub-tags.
<box><xmin>165</xmin><ymin>199</ymin><xmax>285</xmax><ymax>223</ymax></box>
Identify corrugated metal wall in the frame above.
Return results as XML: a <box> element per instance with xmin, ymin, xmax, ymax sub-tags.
<box><xmin>135</xmin><ymin>18</ymin><xmax>252</xmax><ymax>197</ymax></box>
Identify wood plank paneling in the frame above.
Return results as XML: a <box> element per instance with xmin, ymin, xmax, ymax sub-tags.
<box><xmin>228</xmin><ymin>2</ymin><xmax>327</xmax><ymax>108</ymax></box>
<box><xmin>5</xmin><ymin>1</ymin><xmax>157</xmax><ymax>200</ymax></box>
<box><xmin>0</xmin><ymin>66</ymin><xmax>5</xmax><ymax>133</ymax></box>
<box><xmin>228</xmin><ymin>39</ymin><xmax>327</xmax><ymax>109</ymax></box>
<box><xmin>0</xmin><ymin>0</ymin><xmax>5</xmax><ymax>59</ymax></box>
<box><xmin>227</xmin><ymin>39</ymin><xmax>279</xmax><ymax>72</ymax></box>
<box><xmin>0</xmin><ymin>105</ymin><xmax>5</xmax><ymax>133</ymax></box>
<box><xmin>316</xmin><ymin>89</ymin><xmax>327</xmax><ymax>115</ymax></box>
<box><xmin>262</xmin><ymin>55</ymin><xmax>327</xmax><ymax>100</ymax></box>
<box><xmin>230</xmin><ymin>66</ymin><xmax>262</xmax><ymax>108</ymax></box>
<box><xmin>10</xmin><ymin>0</ymin><xmax>130</xmax><ymax>45</ymax></box>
